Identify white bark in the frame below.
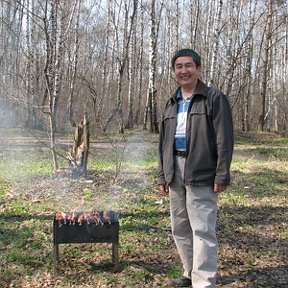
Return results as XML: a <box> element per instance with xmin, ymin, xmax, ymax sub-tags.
<box><xmin>208</xmin><ymin>0</ymin><xmax>223</xmax><ymax>87</ymax></box>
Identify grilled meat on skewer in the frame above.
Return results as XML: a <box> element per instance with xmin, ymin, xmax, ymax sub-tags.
<box><xmin>103</xmin><ymin>211</ymin><xmax>111</xmax><ymax>224</ymax></box>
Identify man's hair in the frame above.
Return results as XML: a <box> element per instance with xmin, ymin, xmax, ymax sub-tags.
<box><xmin>171</xmin><ymin>48</ymin><xmax>201</xmax><ymax>70</ymax></box>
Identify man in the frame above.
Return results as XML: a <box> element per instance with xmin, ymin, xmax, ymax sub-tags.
<box><xmin>157</xmin><ymin>49</ymin><xmax>234</xmax><ymax>288</ymax></box>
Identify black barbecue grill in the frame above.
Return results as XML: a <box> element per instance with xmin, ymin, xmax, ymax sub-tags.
<box><xmin>53</xmin><ymin>210</ymin><xmax>119</xmax><ymax>276</ymax></box>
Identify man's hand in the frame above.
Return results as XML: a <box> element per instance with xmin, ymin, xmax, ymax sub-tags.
<box><xmin>214</xmin><ymin>183</ymin><xmax>227</xmax><ymax>193</ymax></box>
<box><xmin>159</xmin><ymin>184</ymin><xmax>169</xmax><ymax>195</ymax></box>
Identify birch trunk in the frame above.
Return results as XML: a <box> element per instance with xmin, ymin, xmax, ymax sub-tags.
<box><xmin>68</xmin><ymin>0</ymin><xmax>80</xmax><ymax>127</ymax></box>
<box><xmin>244</xmin><ymin>0</ymin><xmax>258</xmax><ymax>132</ymax></box>
<box><xmin>126</xmin><ymin>7</ymin><xmax>137</xmax><ymax>129</ymax></box>
<box><xmin>175</xmin><ymin>0</ymin><xmax>180</xmax><ymax>50</ymax></box>
<box><xmin>203</xmin><ymin>0</ymin><xmax>213</xmax><ymax>80</ymax></box>
<box><xmin>48</xmin><ymin>0</ymin><xmax>59</xmax><ymax>170</ymax></box>
<box><xmin>208</xmin><ymin>0</ymin><xmax>223</xmax><ymax>87</ymax></box>
<box><xmin>25</xmin><ymin>0</ymin><xmax>36</xmax><ymax>129</ymax></box>
<box><xmin>103</xmin><ymin>0</ymin><xmax>137</xmax><ymax>133</ymax></box>
<box><xmin>190</xmin><ymin>0</ymin><xmax>200</xmax><ymax>49</ymax></box>
<box><xmin>134</xmin><ymin>1</ymin><xmax>144</xmax><ymax>124</ymax></box>
<box><xmin>284</xmin><ymin>1</ymin><xmax>288</xmax><ymax>136</ymax></box>
<box><xmin>143</xmin><ymin>0</ymin><xmax>159</xmax><ymax>133</ymax></box>
<box><xmin>43</xmin><ymin>0</ymin><xmax>78</xmax><ymax>170</ymax></box>
<box><xmin>96</xmin><ymin>0</ymin><xmax>112</xmax><ymax>123</ymax></box>
<box><xmin>258</xmin><ymin>0</ymin><xmax>273</xmax><ymax>131</ymax></box>
<box><xmin>221</xmin><ymin>0</ymin><xmax>235</xmax><ymax>94</ymax></box>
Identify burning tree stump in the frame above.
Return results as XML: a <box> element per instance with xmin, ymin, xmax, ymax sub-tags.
<box><xmin>67</xmin><ymin>114</ymin><xmax>89</xmax><ymax>178</ymax></box>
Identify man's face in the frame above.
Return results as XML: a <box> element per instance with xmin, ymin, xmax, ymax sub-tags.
<box><xmin>174</xmin><ymin>56</ymin><xmax>201</xmax><ymax>88</ymax></box>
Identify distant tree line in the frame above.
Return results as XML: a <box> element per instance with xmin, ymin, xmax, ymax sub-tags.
<box><xmin>1</xmin><ymin>0</ymin><xmax>287</xmax><ymax>137</ymax></box>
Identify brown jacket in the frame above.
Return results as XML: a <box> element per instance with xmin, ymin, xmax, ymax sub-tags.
<box><xmin>157</xmin><ymin>80</ymin><xmax>234</xmax><ymax>186</ymax></box>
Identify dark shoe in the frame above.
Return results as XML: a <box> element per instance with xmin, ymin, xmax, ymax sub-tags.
<box><xmin>169</xmin><ymin>276</ymin><xmax>192</xmax><ymax>287</ymax></box>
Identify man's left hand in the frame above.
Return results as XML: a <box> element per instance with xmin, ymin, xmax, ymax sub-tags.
<box><xmin>214</xmin><ymin>183</ymin><xmax>227</xmax><ymax>193</ymax></box>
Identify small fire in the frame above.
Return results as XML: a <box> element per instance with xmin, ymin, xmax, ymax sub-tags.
<box><xmin>54</xmin><ymin>211</ymin><xmax>113</xmax><ymax>227</ymax></box>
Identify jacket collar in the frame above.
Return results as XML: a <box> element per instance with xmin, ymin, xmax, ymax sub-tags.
<box><xmin>170</xmin><ymin>79</ymin><xmax>208</xmax><ymax>104</ymax></box>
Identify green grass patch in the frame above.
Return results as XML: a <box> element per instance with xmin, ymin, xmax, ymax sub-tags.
<box><xmin>0</xmin><ymin>130</ymin><xmax>287</xmax><ymax>287</ymax></box>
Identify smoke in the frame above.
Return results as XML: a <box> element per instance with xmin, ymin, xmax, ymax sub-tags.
<box><xmin>0</xmin><ymin>120</ymin><xmax>158</xmax><ymax>216</ymax></box>
<box><xmin>0</xmin><ymin>103</ymin><xmax>19</xmax><ymax>129</ymax></box>
<box><xmin>74</xmin><ymin>130</ymin><xmax>157</xmax><ymax>214</ymax></box>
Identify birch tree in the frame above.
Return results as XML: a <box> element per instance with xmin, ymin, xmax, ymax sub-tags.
<box><xmin>143</xmin><ymin>0</ymin><xmax>157</xmax><ymax>132</ymax></box>
<box><xmin>203</xmin><ymin>0</ymin><xmax>213</xmax><ymax>80</ymax></box>
<box><xmin>1</xmin><ymin>0</ymin><xmax>288</xmax><ymax>136</ymax></box>
<box><xmin>103</xmin><ymin>0</ymin><xmax>137</xmax><ymax>133</ymax></box>
<box><xmin>42</xmin><ymin>0</ymin><xmax>79</xmax><ymax>170</ymax></box>
<box><xmin>68</xmin><ymin>0</ymin><xmax>81</xmax><ymax>127</ymax></box>
<box><xmin>96</xmin><ymin>0</ymin><xmax>112</xmax><ymax>124</ymax></box>
<box><xmin>258</xmin><ymin>0</ymin><xmax>273</xmax><ymax>132</ymax></box>
<box><xmin>190</xmin><ymin>0</ymin><xmax>200</xmax><ymax>49</ymax></box>
<box><xmin>221</xmin><ymin>0</ymin><xmax>236</xmax><ymax>96</ymax></box>
<box><xmin>126</xmin><ymin>3</ymin><xmax>138</xmax><ymax>129</ymax></box>
<box><xmin>134</xmin><ymin>1</ymin><xmax>144</xmax><ymax>124</ymax></box>
<box><xmin>208</xmin><ymin>0</ymin><xmax>223</xmax><ymax>87</ymax></box>
<box><xmin>244</xmin><ymin>0</ymin><xmax>258</xmax><ymax>131</ymax></box>
<box><xmin>284</xmin><ymin>0</ymin><xmax>288</xmax><ymax>135</ymax></box>
<box><xmin>143</xmin><ymin>0</ymin><xmax>164</xmax><ymax>133</ymax></box>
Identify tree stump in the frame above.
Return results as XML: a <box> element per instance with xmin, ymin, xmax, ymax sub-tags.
<box><xmin>67</xmin><ymin>114</ymin><xmax>90</xmax><ymax>178</ymax></box>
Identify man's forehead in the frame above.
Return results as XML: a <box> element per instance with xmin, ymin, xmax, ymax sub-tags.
<box><xmin>175</xmin><ymin>56</ymin><xmax>195</xmax><ymax>65</ymax></box>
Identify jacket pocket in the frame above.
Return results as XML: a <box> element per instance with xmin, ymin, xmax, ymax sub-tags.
<box><xmin>164</xmin><ymin>105</ymin><xmax>176</xmax><ymax>120</ymax></box>
<box><xmin>189</xmin><ymin>97</ymin><xmax>212</xmax><ymax>118</ymax></box>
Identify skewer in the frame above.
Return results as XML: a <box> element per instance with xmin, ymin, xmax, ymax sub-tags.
<box><xmin>55</xmin><ymin>211</ymin><xmax>115</xmax><ymax>226</ymax></box>
<box><xmin>72</xmin><ymin>212</ymin><xmax>76</xmax><ymax>225</ymax></box>
<box><xmin>103</xmin><ymin>211</ymin><xmax>111</xmax><ymax>224</ymax></box>
<box><xmin>61</xmin><ymin>212</ymin><xmax>67</xmax><ymax>225</ymax></box>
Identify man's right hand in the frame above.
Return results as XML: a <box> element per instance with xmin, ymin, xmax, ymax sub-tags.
<box><xmin>159</xmin><ymin>184</ymin><xmax>169</xmax><ymax>195</ymax></box>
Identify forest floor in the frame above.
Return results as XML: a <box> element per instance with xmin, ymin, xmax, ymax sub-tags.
<box><xmin>0</xmin><ymin>129</ymin><xmax>287</xmax><ymax>288</ymax></box>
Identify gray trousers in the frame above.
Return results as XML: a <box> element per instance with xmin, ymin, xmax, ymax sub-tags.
<box><xmin>169</xmin><ymin>156</ymin><xmax>218</xmax><ymax>288</ymax></box>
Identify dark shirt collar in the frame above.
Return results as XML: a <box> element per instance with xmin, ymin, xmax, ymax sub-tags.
<box><xmin>172</xmin><ymin>79</ymin><xmax>208</xmax><ymax>104</ymax></box>
<box><xmin>194</xmin><ymin>79</ymin><xmax>208</xmax><ymax>96</ymax></box>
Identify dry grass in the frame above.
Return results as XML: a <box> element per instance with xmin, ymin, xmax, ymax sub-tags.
<box><xmin>0</xmin><ymin>129</ymin><xmax>287</xmax><ymax>287</ymax></box>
